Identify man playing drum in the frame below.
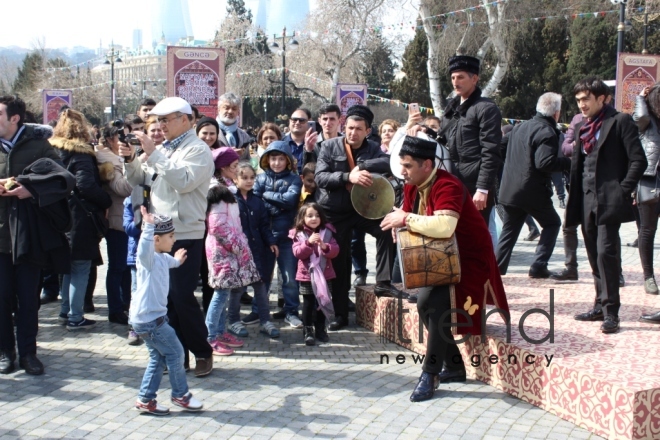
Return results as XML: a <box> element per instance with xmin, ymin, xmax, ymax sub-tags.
<box><xmin>381</xmin><ymin>136</ymin><xmax>509</xmax><ymax>402</ymax></box>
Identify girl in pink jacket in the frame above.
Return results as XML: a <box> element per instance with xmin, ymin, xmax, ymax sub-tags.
<box><xmin>289</xmin><ymin>203</ymin><xmax>339</xmax><ymax>346</ymax></box>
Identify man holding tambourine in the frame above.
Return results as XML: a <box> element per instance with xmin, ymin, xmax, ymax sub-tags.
<box><xmin>381</xmin><ymin>136</ymin><xmax>509</xmax><ymax>403</ymax></box>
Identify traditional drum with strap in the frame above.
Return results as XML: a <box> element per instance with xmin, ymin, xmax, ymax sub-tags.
<box><xmin>396</xmin><ymin>228</ymin><xmax>461</xmax><ymax>290</ymax></box>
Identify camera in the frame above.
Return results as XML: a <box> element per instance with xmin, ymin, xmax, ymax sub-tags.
<box><xmin>113</xmin><ymin>119</ymin><xmax>141</xmax><ymax>160</ymax></box>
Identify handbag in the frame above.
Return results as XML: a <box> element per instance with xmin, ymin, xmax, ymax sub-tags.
<box><xmin>637</xmin><ymin>174</ymin><xmax>660</xmax><ymax>205</ymax></box>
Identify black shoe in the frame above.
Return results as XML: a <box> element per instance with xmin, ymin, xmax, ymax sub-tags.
<box><xmin>528</xmin><ymin>267</ymin><xmax>551</xmax><ymax>279</ymax></box>
<box><xmin>600</xmin><ymin>315</ymin><xmax>620</xmax><ymax>334</ymax></box>
<box><xmin>559</xmin><ymin>199</ymin><xmax>566</xmax><ymax>209</ymax></box>
<box><xmin>574</xmin><ymin>309</ymin><xmax>604</xmax><ymax>322</ymax></box>
<box><xmin>240</xmin><ymin>292</ymin><xmax>253</xmax><ymax>305</ymax></box>
<box><xmin>272</xmin><ymin>309</ymin><xmax>286</xmax><ymax>320</ymax></box>
<box><xmin>83</xmin><ymin>302</ymin><xmax>95</xmax><ymax>313</ymax></box>
<box><xmin>352</xmin><ymin>274</ymin><xmax>367</xmax><ymax>287</ymax></box>
<box><xmin>0</xmin><ymin>351</ymin><xmax>16</xmax><ymax>374</ymax></box>
<box><xmin>524</xmin><ymin>229</ymin><xmax>541</xmax><ymax>241</ymax></box>
<box><xmin>374</xmin><ymin>282</ymin><xmax>410</xmax><ymax>300</ymax></box>
<box><xmin>407</xmin><ymin>295</ymin><xmax>418</xmax><ymax>304</ymax></box>
<box><xmin>315</xmin><ymin>325</ymin><xmax>329</xmax><ymax>342</ymax></box>
<box><xmin>328</xmin><ymin>316</ymin><xmax>347</xmax><ymax>331</ymax></box>
<box><xmin>550</xmin><ymin>268</ymin><xmax>578</xmax><ymax>281</ymax></box>
<box><xmin>619</xmin><ymin>274</ymin><xmax>625</xmax><ymax>288</ymax></box>
<box><xmin>40</xmin><ymin>293</ymin><xmax>58</xmax><ymax>305</ymax></box>
<box><xmin>19</xmin><ymin>354</ymin><xmax>44</xmax><ymax>376</ymax></box>
<box><xmin>438</xmin><ymin>369</ymin><xmax>467</xmax><ymax>383</ymax></box>
<box><xmin>347</xmin><ymin>299</ymin><xmax>356</xmax><ymax>313</ymax></box>
<box><xmin>109</xmin><ymin>312</ymin><xmax>129</xmax><ymax>325</ymax></box>
<box><xmin>626</xmin><ymin>239</ymin><xmax>638</xmax><ymax>248</ymax></box>
<box><xmin>304</xmin><ymin>326</ymin><xmax>315</xmax><ymax>346</ymax></box>
<box><xmin>640</xmin><ymin>311</ymin><xmax>660</xmax><ymax>324</ymax></box>
<box><xmin>410</xmin><ymin>372</ymin><xmax>440</xmax><ymax>402</ymax></box>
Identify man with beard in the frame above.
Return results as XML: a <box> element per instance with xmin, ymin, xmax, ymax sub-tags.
<box><xmin>216</xmin><ymin>92</ymin><xmax>252</xmax><ymax>159</ymax></box>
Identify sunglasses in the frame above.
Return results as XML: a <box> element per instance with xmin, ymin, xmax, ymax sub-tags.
<box><xmin>290</xmin><ymin>117</ymin><xmax>308</xmax><ymax>123</ymax></box>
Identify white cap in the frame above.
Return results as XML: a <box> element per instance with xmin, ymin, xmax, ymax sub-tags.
<box><xmin>148</xmin><ymin>97</ymin><xmax>192</xmax><ymax>116</ymax></box>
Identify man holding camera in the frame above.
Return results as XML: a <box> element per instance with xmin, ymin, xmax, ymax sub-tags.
<box><xmin>119</xmin><ymin>97</ymin><xmax>215</xmax><ymax>376</ymax></box>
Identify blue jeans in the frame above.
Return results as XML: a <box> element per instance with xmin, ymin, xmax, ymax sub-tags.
<box><xmin>132</xmin><ymin>317</ymin><xmax>188</xmax><ymax>401</ymax></box>
<box><xmin>230</xmin><ymin>282</ymin><xmax>269</xmax><ymax>324</ymax></box>
<box><xmin>262</xmin><ymin>240</ymin><xmax>299</xmax><ymax>316</ymax></box>
<box><xmin>105</xmin><ymin>229</ymin><xmax>128</xmax><ymax>315</ymax></box>
<box><xmin>60</xmin><ymin>260</ymin><xmax>91</xmax><ymax>323</ymax></box>
<box><xmin>206</xmin><ymin>288</ymin><xmax>230</xmax><ymax>340</ymax></box>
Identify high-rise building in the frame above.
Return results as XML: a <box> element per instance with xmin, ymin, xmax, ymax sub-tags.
<box><xmin>252</xmin><ymin>0</ymin><xmax>310</xmax><ymax>36</ymax></box>
<box><xmin>151</xmin><ymin>0</ymin><xmax>194</xmax><ymax>46</ymax></box>
<box><xmin>132</xmin><ymin>29</ymin><xmax>143</xmax><ymax>50</ymax></box>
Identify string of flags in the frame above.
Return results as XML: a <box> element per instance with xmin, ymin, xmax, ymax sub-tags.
<box><xmin>44</xmin><ymin>78</ymin><xmax>167</xmax><ymax>92</ymax></box>
<box><xmin>367</xmin><ymin>94</ymin><xmax>435</xmax><ymax>114</ymax></box>
<box><xmin>45</xmin><ymin>58</ymin><xmax>106</xmax><ymax>72</ymax></box>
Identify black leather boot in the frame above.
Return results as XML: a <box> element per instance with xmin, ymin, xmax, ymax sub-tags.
<box><xmin>410</xmin><ymin>372</ymin><xmax>440</xmax><ymax>402</ymax></box>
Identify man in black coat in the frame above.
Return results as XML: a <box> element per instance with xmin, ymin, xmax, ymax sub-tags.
<box><xmin>438</xmin><ymin>55</ymin><xmax>502</xmax><ymax>226</ymax></box>
<box><xmin>566</xmin><ymin>78</ymin><xmax>646</xmax><ymax>334</ymax></box>
<box><xmin>315</xmin><ymin>105</ymin><xmax>399</xmax><ymax>331</ymax></box>
<box><xmin>496</xmin><ymin>93</ymin><xmax>571</xmax><ymax>278</ymax></box>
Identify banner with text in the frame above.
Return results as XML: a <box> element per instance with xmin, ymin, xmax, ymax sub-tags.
<box><xmin>615</xmin><ymin>53</ymin><xmax>660</xmax><ymax>114</ymax></box>
<box><xmin>42</xmin><ymin>90</ymin><xmax>73</xmax><ymax>125</ymax></box>
<box><xmin>167</xmin><ymin>46</ymin><xmax>226</xmax><ymax>118</ymax></box>
<box><xmin>336</xmin><ymin>84</ymin><xmax>368</xmax><ymax>129</ymax></box>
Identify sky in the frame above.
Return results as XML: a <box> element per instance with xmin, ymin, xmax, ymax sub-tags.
<box><xmin>4</xmin><ymin>0</ymin><xmax>415</xmax><ymax>51</ymax></box>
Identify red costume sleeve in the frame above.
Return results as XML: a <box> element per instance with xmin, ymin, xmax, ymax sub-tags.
<box><xmin>428</xmin><ymin>172</ymin><xmax>464</xmax><ymax>216</ymax></box>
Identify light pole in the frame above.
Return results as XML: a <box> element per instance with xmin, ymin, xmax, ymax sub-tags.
<box><xmin>612</xmin><ymin>0</ymin><xmax>632</xmax><ymax>53</ymax></box>
<box><xmin>268</xmin><ymin>27</ymin><xmax>299</xmax><ymax>119</ymax></box>
<box><xmin>104</xmin><ymin>43</ymin><xmax>122</xmax><ymax>120</ymax></box>
<box><xmin>632</xmin><ymin>12</ymin><xmax>660</xmax><ymax>54</ymax></box>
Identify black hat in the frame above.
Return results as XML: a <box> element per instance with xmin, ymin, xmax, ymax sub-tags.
<box><xmin>448</xmin><ymin>55</ymin><xmax>480</xmax><ymax>75</ymax></box>
<box><xmin>196</xmin><ymin>116</ymin><xmax>220</xmax><ymax>135</ymax></box>
<box><xmin>400</xmin><ymin>136</ymin><xmax>436</xmax><ymax>161</ymax></box>
<box><xmin>346</xmin><ymin>104</ymin><xmax>374</xmax><ymax>127</ymax></box>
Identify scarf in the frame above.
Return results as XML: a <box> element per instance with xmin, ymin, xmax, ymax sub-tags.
<box><xmin>579</xmin><ymin>108</ymin><xmax>606</xmax><ymax>155</ymax></box>
<box><xmin>217</xmin><ymin>119</ymin><xmax>239</xmax><ymax>147</ymax></box>
<box><xmin>297</xmin><ymin>228</ymin><xmax>335</xmax><ymax>321</ymax></box>
<box><xmin>0</xmin><ymin>125</ymin><xmax>25</xmax><ymax>154</ymax></box>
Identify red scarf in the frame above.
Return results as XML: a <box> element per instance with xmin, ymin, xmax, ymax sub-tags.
<box><xmin>579</xmin><ymin>108</ymin><xmax>606</xmax><ymax>155</ymax></box>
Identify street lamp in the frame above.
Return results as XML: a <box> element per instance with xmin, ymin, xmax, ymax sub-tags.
<box><xmin>268</xmin><ymin>27</ymin><xmax>299</xmax><ymax>119</ymax></box>
<box><xmin>632</xmin><ymin>12</ymin><xmax>660</xmax><ymax>54</ymax></box>
<box><xmin>104</xmin><ymin>42</ymin><xmax>122</xmax><ymax>120</ymax></box>
<box><xmin>611</xmin><ymin>0</ymin><xmax>630</xmax><ymax>53</ymax></box>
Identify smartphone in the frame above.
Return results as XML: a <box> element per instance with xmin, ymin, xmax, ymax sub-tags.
<box><xmin>409</xmin><ymin>103</ymin><xmax>420</xmax><ymax>114</ymax></box>
<box><xmin>308</xmin><ymin>120</ymin><xmax>317</xmax><ymax>132</ymax></box>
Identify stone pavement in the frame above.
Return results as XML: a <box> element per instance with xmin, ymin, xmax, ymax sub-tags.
<box><xmin>3</xmin><ymin>199</ymin><xmax>651</xmax><ymax>439</ymax></box>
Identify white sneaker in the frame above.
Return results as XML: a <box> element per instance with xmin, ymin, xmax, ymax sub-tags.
<box><xmin>284</xmin><ymin>314</ymin><xmax>303</xmax><ymax>329</ymax></box>
<box><xmin>171</xmin><ymin>392</ymin><xmax>203</xmax><ymax>411</ymax></box>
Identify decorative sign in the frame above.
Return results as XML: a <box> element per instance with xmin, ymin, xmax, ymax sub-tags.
<box><xmin>166</xmin><ymin>46</ymin><xmax>226</xmax><ymax>118</ymax></box>
<box><xmin>336</xmin><ymin>84</ymin><xmax>368</xmax><ymax>128</ymax></box>
<box><xmin>42</xmin><ymin>90</ymin><xmax>73</xmax><ymax>125</ymax></box>
<box><xmin>615</xmin><ymin>53</ymin><xmax>660</xmax><ymax>114</ymax></box>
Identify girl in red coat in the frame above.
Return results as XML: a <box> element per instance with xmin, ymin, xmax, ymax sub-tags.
<box><xmin>289</xmin><ymin>203</ymin><xmax>340</xmax><ymax>345</ymax></box>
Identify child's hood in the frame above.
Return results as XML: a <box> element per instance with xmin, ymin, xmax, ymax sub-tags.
<box><xmin>259</xmin><ymin>140</ymin><xmax>296</xmax><ymax>173</ymax></box>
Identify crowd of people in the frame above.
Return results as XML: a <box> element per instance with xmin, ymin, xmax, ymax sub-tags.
<box><xmin>0</xmin><ymin>52</ymin><xmax>658</xmax><ymax>412</ymax></box>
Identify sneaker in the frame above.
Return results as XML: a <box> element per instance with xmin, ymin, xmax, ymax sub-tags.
<box><xmin>285</xmin><ymin>314</ymin><xmax>303</xmax><ymax>329</ymax></box>
<box><xmin>228</xmin><ymin>322</ymin><xmax>249</xmax><ymax>337</ymax></box>
<box><xmin>127</xmin><ymin>330</ymin><xmax>141</xmax><ymax>346</ymax></box>
<box><xmin>272</xmin><ymin>309</ymin><xmax>286</xmax><ymax>320</ymax></box>
<box><xmin>241</xmin><ymin>312</ymin><xmax>260</xmax><ymax>326</ymax></box>
<box><xmin>171</xmin><ymin>392</ymin><xmax>203</xmax><ymax>411</ymax></box>
<box><xmin>135</xmin><ymin>399</ymin><xmax>170</xmax><ymax>416</ymax></box>
<box><xmin>645</xmin><ymin>277</ymin><xmax>659</xmax><ymax>295</ymax></box>
<box><xmin>217</xmin><ymin>333</ymin><xmax>244</xmax><ymax>348</ymax></box>
<box><xmin>66</xmin><ymin>318</ymin><xmax>96</xmax><ymax>331</ymax></box>
<box><xmin>58</xmin><ymin>313</ymin><xmax>68</xmax><ymax>324</ymax></box>
<box><xmin>210</xmin><ymin>340</ymin><xmax>234</xmax><ymax>356</ymax></box>
<box><xmin>260</xmin><ymin>321</ymin><xmax>280</xmax><ymax>338</ymax></box>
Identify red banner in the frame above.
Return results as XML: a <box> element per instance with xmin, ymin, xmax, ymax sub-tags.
<box><xmin>166</xmin><ymin>47</ymin><xmax>226</xmax><ymax>118</ymax></box>
<box><xmin>615</xmin><ymin>53</ymin><xmax>660</xmax><ymax>114</ymax></box>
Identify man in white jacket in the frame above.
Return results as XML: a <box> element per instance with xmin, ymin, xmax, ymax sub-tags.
<box><xmin>119</xmin><ymin>97</ymin><xmax>215</xmax><ymax>377</ymax></box>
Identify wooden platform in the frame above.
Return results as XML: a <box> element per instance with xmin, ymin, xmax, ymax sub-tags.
<box><xmin>355</xmin><ymin>269</ymin><xmax>660</xmax><ymax>440</ymax></box>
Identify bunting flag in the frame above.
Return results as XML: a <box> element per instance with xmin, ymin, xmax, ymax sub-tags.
<box><xmin>45</xmin><ymin>58</ymin><xmax>106</xmax><ymax>72</ymax></box>
<box><xmin>39</xmin><ymin>78</ymin><xmax>167</xmax><ymax>92</ymax></box>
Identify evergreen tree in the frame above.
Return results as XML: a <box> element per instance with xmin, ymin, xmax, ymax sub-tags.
<box><xmin>227</xmin><ymin>0</ymin><xmax>252</xmax><ymax>23</ymax></box>
<box><xmin>361</xmin><ymin>34</ymin><xmax>395</xmax><ymax>99</ymax></box>
<box><xmin>391</xmin><ymin>29</ymin><xmax>433</xmax><ymax>108</ymax></box>
<box><xmin>12</xmin><ymin>52</ymin><xmax>45</xmax><ymax>95</ymax></box>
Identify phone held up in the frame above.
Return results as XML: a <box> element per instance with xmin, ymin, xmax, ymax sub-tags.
<box><xmin>408</xmin><ymin>103</ymin><xmax>419</xmax><ymax>114</ymax></box>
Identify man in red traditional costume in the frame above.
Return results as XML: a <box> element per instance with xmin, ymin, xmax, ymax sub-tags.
<box><xmin>381</xmin><ymin>136</ymin><xmax>509</xmax><ymax>403</ymax></box>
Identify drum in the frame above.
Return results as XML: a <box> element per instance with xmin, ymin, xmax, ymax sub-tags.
<box><xmin>388</xmin><ymin>129</ymin><xmax>452</xmax><ymax>179</ymax></box>
<box><xmin>396</xmin><ymin>227</ymin><xmax>461</xmax><ymax>290</ymax></box>
<box><xmin>350</xmin><ymin>173</ymin><xmax>395</xmax><ymax>219</ymax></box>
